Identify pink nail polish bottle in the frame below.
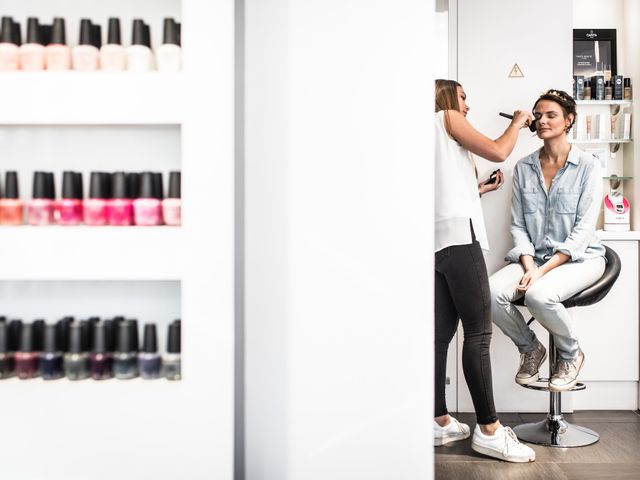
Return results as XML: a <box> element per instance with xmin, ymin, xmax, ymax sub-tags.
<box><xmin>27</xmin><ymin>172</ymin><xmax>55</xmax><ymax>226</ymax></box>
<box><xmin>0</xmin><ymin>171</ymin><xmax>24</xmax><ymax>225</ymax></box>
<box><xmin>58</xmin><ymin>171</ymin><xmax>84</xmax><ymax>226</ymax></box>
<box><xmin>108</xmin><ymin>171</ymin><xmax>133</xmax><ymax>226</ymax></box>
<box><xmin>100</xmin><ymin>18</ymin><xmax>126</xmax><ymax>71</ymax></box>
<box><xmin>0</xmin><ymin>17</ymin><xmax>19</xmax><ymax>71</ymax></box>
<box><xmin>162</xmin><ymin>171</ymin><xmax>181</xmax><ymax>226</ymax></box>
<box><xmin>84</xmin><ymin>172</ymin><xmax>110</xmax><ymax>226</ymax></box>
<box><xmin>45</xmin><ymin>18</ymin><xmax>71</xmax><ymax>70</ymax></box>
<box><xmin>19</xmin><ymin>18</ymin><xmax>45</xmax><ymax>71</ymax></box>
<box><xmin>72</xmin><ymin>19</ymin><xmax>99</xmax><ymax>71</ymax></box>
<box><xmin>133</xmin><ymin>172</ymin><xmax>162</xmax><ymax>226</ymax></box>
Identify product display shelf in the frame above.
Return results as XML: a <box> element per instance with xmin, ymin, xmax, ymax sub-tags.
<box><xmin>597</xmin><ymin>229</ymin><xmax>640</xmax><ymax>241</ymax></box>
<box><xmin>570</xmin><ymin>138</ymin><xmax>633</xmax><ymax>144</ymax></box>
<box><xmin>0</xmin><ymin>226</ymin><xmax>182</xmax><ymax>280</ymax></box>
<box><xmin>0</xmin><ymin>72</ymin><xmax>183</xmax><ymax>124</ymax></box>
<box><xmin>576</xmin><ymin>99</ymin><xmax>633</xmax><ymax>106</ymax></box>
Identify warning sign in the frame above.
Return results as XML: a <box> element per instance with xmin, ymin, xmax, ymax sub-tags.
<box><xmin>509</xmin><ymin>63</ymin><xmax>524</xmax><ymax>78</ymax></box>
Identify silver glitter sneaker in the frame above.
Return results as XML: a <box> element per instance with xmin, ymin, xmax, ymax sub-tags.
<box><xmin>515</xmin><ymin>342</ymin><xmax>547</xmax><ymax>385</ymax></box>
<box><xmin>549</xmin><ymin>349</ymin><xmax>585</xmax><ymax>392</ymax></box>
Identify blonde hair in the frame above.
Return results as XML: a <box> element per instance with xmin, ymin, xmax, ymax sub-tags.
<box><xmin>435</xmin><ymin>79</ymin><xmax>461</xmax><ymax>113</ymax></box>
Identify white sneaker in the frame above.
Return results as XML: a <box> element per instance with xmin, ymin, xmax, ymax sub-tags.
<box><xmin>471</xmin><ymin>424</ymin><xmax>535</xmax><ymax>463</ymax></box>
<box><xmin>434</xmin><ymin>416</ymin><xmax>471</xmax><ymax>446</ymax></box>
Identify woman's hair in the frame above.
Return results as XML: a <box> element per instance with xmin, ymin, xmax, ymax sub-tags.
<box><xmin>435</xmin><ymin>79</ymin><xmax>461</xmax><ymax>113</ymax></box>
<box><xmin>533</xmin><ymin>89</ymin><xmax>577</xmax><ymax>133</ymax></box>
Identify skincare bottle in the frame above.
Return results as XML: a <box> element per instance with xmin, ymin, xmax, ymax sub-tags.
<box><xmin>100</xmin><ymin>18</ymin><xmax>125</xmax><ymax>71</ymax></box>
<box><xmin>613</xmin><ymin>75</ymin><xmax>623</xmax><ymax>100</ymax></box>
<box><xmin>583</xmin><ymin>80</ymin><xmax>591</xmax><ymax>101</ymax></box>
<box><xmin>0</xmin><ymin>171</ymin><xmax>23</xmax><ymax>225</ymax></box>
<box><xmin>127</xmin><ymin>19</ymin><xmax>154</xmax><ymax>71</ymax></box>
<box><xmin>604</xmin><ymin>80</ymin><xmax>613</xmax><ymax>100</ymax></box>
<box><xmin>72</xmin><ymin>19</ymin><xmax>99</xmax><ymax>71</ymax></box>
<box><xmin>18</xmin><ymin>17</ymin><xmax>44</xmax><ymax>70</ymax></box>
<box><xmin>156</xmin><ymin>18</ymin><xmax>181</xmax><ymax>72</ymax></box>
<box><xmin>45</xmin><ymin>17</ymin><xmax>71</xmax><ymax>70</ymax></box>
<box><xmin>624</xmin><ymin>78</ymin><xmax>632</xmax><ymax>100</ymax></box>
<box><xmin>0</xmin><ymin>16</ymin><xmax>19</xmax><ymax>70</ymax></box>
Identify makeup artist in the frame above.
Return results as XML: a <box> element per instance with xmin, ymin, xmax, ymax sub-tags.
<box><xmin>433</xmin><ymin>79</ymin><xmax>536</xmax><ymax>462</ymax></box>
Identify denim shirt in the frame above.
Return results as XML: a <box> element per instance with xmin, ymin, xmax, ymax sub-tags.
<box><xmin>506</xmin><ymin>146</ymin><xmax>605</xmax><ymax>264</ymax></box>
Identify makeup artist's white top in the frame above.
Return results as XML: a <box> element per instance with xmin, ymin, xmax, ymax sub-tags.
<box><xmin>434</xmin><ymin>110</ymin><xmax>489</xmax><ymax>252</ymax></box>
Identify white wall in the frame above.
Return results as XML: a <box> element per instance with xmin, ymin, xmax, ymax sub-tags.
<box><xmin>245</xmin><ymin>1</ymin><xmax>433</xmax><ymax>478</ymax></box>
<box><xmin>455</xmin><ymin>0</ymin><xmax>573</xmax><ymax>412</ymax></box>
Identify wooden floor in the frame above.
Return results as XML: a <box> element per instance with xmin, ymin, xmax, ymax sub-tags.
<box><xmin>435</xmin><ymin>411</ymin><xmax>640</xmax><ymax>480</ymax></box>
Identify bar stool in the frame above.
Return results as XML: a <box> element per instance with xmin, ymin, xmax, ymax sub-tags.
<box><xmin>512</xmin><ymin>245</ymin><xmax>621</xmax><ymax>447</ymax></box>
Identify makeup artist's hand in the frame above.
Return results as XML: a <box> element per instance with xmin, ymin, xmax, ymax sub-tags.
<box><xmin>478</xmin><ymin>170</ymin><xmax>504</xmax><ymax>196</ymax></box>
<box><xmin>511</xmin><ymin>110</ymin><xmax>534</xmax><ymax>130</ymax></box>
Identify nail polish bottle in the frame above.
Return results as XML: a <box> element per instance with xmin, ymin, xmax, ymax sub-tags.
<box><xmin>72</xmin><ymin>19</ymin><xmax>99</xmax><ymax>71</ymax></box>
<box><xmin>127</xmin><ymin>19</ymin><xmax>154</xmax><ymax>71</ymax></box>
<box><xmin>64</xmin><ymin>322</ymin><xmax>89</xmax><ymax>380</ymax></box>
<box><xmin>108</xmin><ymin>172</ymin><xmax>133</xmax><ymax>225</ymax></box>
<box><xmin>133</xmin><ymin>172</ymin><xmax>162</xmax><ymax>226</ymax></box>
<box><xmin>0</xmin><ymin>321</ymin><xmax>15</xmax><ymax>379</ymax></box>
<box><xmin>100</xmin><ymin>18</ymin><xmax>126</xmax><ymax>71</ymax></box>
<box><xmin>19</xmin><ymin>17</ymin><xmax>45</xmax><ymax>71</ymax></box>
<box><xmin>162</xmin><ymin>171</ymin><xmax>181</xmax><ymax>226</ymax></box>
<box><xmin>28</xmin><ymin>172</ymin><xmax>54</xmax><ymax>225</ymax></box>
<box><xmin>32</xmin><ymin>318</ymin><xmax>45</xmax><ymax>352</ymax></box>
<box><xmin>41</xmin><ymin>323</ymin><xmax>63</xmax><ymax>380</ymax></box>
<box><xmin>84</xmin><ymin>172</ymin><xmax>110</xmax><ymax>226</ymax></box>
<box><xmin>0</xmin><ymin>171</ymin><xmax>23</xmax><ymax>225</ymax></box>
<box><xmin>0</xmin><ymin>17</ymin><xmax>19</xmax><ymax>71</ymax></box>
<box><xmin>156</xmin><ymin>18</ymin><xmax>181</xmax><ymax>72</ymax></box>
<box><xmin>15</xmin><ymin>323</ymin><xmax>39</xmax><ymax>379</ymax></box>
<box><xmin>114</xmin><ymin>320</ymin><xmax>138</xmax><ymax>379</ymax></box>
<box><xmin>139</xmin><ymin>323</ymin><xmax>161</xmax><ymax>379</ymax></box>
<box><xmin>154</xmin><ymin>172</ymin><xmax>165</xmax><ymax>225</ymax></box>
<box><xmin>89</xmin><ymin>322</ymin><xmax>113</xmax><ymax>380</ymax></box>
<box><xmin>8</xmin><ymin>319</ymin><xmax>22</xmax><ymax>352</ymax></box>
<box><xmin>45</xmin><ymin>18</ymin><xmax>71</xmax><ymax>70</ymax></box>
<box><xmin>164</xmin><ymin>321</ymin><xmax>181</xmax><ymax>380</ymax></box>
<box><xmin>58</xmin><ymin>171</ymin><xmax>84</xmax><ymax>225</ymax></box>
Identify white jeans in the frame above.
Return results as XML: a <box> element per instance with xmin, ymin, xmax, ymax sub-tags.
<box><xmin>489</xmin><ymin>257</ymin><xmax>606</xmax><ymax>361</ymax></box>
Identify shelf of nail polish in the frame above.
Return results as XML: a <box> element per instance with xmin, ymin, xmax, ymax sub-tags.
<box><xmin>0</xmin><ymin>317</ymin><xmax>181</xmax><ymax>381</ymax></box>
<box><xmin>0</xmin><ymin>16</ymin><xmax>181</xmax><ymax>72</ymax></box>
<box><xmin>0</xmin><ymin>170</ymin><xmax>181</xmax><ymax>226</ymax></box>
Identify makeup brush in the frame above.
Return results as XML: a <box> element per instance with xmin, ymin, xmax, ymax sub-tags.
<box><xmin>499</xmin><ymin>112</ymin><xmax>537</xmax><ymax>132</ymax></box>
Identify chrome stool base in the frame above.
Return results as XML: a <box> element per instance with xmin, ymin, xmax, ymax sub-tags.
<box><xmin>514</xmin><ymin>416</ymin><xmax>599</xmax><ymax>447</ymax></box>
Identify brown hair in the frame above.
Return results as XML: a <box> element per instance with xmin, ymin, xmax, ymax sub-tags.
<box><xmin>435</xmin><ymin>79</ymin><xmax>461</xmax><ymax>113</ymax></box>
<box><xmin>533</xmin><ymin>89</ymin><xmax>577</xmax><ymax>133</ymax></box>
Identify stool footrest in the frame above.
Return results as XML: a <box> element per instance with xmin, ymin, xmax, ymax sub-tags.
<box><xmin>519</xmin><ymin>380</ymin><xmax>586</xmax><ymax>392</ymax></box>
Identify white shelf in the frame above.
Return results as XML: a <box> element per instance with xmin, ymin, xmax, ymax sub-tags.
<box><xmin>0</xmin><ymin>227</ymin><xmax>182</xmax><ymax>280</ymax></box>
<box><xmin>597</xmin><ymin>230</ymin><xmax>640</xmax><ymax>241</ymax></box>
<box><xmin>576</xmin><ymin>100</ymin><xmax>633</xmax><ymax>106</ymax></box>
<box><xmin>0</xmin><ymin>73</ymin><xmax>183</xmax><ymax>125</ymax></box>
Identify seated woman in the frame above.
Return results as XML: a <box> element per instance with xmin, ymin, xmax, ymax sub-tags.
<box><xmin>489</xmin><ymin>89</ymin><xmax>605</xmax><ymax>392</ymax></box>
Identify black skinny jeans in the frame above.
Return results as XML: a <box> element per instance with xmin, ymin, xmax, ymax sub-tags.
<box><xmin>434</xmin><ymin>226</ymin><xmax>498</xmax><ymax>425</ymax></box>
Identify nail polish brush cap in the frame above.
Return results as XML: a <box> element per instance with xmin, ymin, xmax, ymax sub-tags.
<box><xmin>92</xmin><ymin>23</ymin><xmax>102</xmax><ymax>49</ymax></box>
<box><xmin>102</xmin><ymin>319</ymin><xmax>115</xmax><ymax>352</ymax></box>
<box><xmin>78</xmin><ymin>18</ymin><xmax>93</xmax><ymax>46</ymax></box>
<box><xmin>107</xmin><ymin>18</ymin><xmax>121</xmax><ymax>45</ymax></box>
<box><xmin>163</xmin><ymin>18</ymin><xmax>179</xmax><ymax>46</ymax></box>
<box><xmin>153</xmin><ymin>172</ymin><xmax>164</xmax><ymax>200</ymax></box>
<box><xmin>139</xmin><ymin>172</ymin><xmax>155</xmax><ymax>199</ymax></box>
<box><xmin>93</xmin><ymin>322</ymin><xmax>109</xmax><ymax>354</ymax></box>
<box><xmin>144</xmin><ymin>23</ymin><xmax>152</xmax><ymax>48</ymax></box>
<box><xmin>167</xmin><ymin>322</ymin><xmax>181</xmax><ymax>354</ymax></box>
<box><xmin>127</xmin><ymin>172</ymin><xmax>141</xmax><ymax>199</ymax></box>
<box><xmin>168</xmin><ymin>171</ymin><xmax>181</xmax><ymax>199</ymax></box>
<box><xmin>19</xmin><ymin>323</ymin><xmax>33</xmax><ymax>352</ymax></box>
<box><xmin>625</xmin><ymin>78</ymin><xmax>632</xmax><ymax>87</ymax></box>
<box><xmin>46</xmin><ymin>172</ymin><xmax>56</xmax><ymax>200</ymax></box>
<box><xmin>51</xmin><ymin>17</ymin><xmax>67</xmax><ymax>45</ymax></box>
<box><xmin>56</xmin><ymin>317</ymin><xmax>72</xmax><ymax>352</ymax></box>
<box><xmin>32</xmin><ymin>171</ymin><xmax>47</xmax><ymax>199</ymax></box>
<box><xmin>0</xmin><ymin>17</ymin><xmax>14</xmax><ymax>44</ymax></box>
<box><xmin>112</xmin><ymin>172</ymin><xmax>128</xmax><ymax>199</ymax></box>
<box><xmin>68</xmin><ymin>322</ymin><xmax>85</xmax><ymax>354</ymax></box>
<box><xmin>32</xmin><ymin>319</ymin><xmax>45</xmax><ymax>351</ymax></box>
<box><xmin>176</xmin><ymin>22</ymin><xmax>181</xmax><ymax>46</ymax></box>
<box><xmin>4</xmin><ymin>171</ymin><xmax>19</xmax><ymax>199</ymax></box>
<box><xmin>131</xmin><ymin>19</ymin><xmax>148</xmax><ymax>47</ymax></box>
<box><xmin>74</xmin><ymin>172</ymin><xmax>83</xmax><ymax>199</ymax></box>
<box><xmin>62</xmin><ymin>171</ymin><xmax>78</xmax><ymax>199</ymax></box>
<box><xmin>0</xmin><ymin>322</ymin><xmax>9</xmax><ymax>354</ymax></box>
<box><xmin>26</xmin><ymin>17</ymin><xmax>41</xmax><ymax>45</ymax></box>
<box><xmin>40</xmin><ymin>24</ymin><xmax>52</xmax><ymax>46</ymax></box>
<box><xmin>89</xmin><ymin>172</ymin><xmax>105</xmax><ymax>199</ymax></box>
<box><xmin>12</xmin><ymin>20</ymin><xmax>22</xmax><ymax>46</ymax></box>
<box><xmin>8</xmin><ymin>319</ymin><xmax>22</xmax><ymax>351</ymax></box>
<box><xmin>44</xmin><ymin>324</ymin><xmax>59</xmax><ymax>353</ymax></box>
<box><xmin>130</xmin><ymin>319</ymin><xmax>139</xmax><ymax>350</ymax></box>
<box><xmin>117</xmin><ymin>320</ymin><xmax>138</xmax><ymax>353</ymax></box>
<box><xmin>142</xmin><ymin>323</ymin><xmax>158</xmax><ymax>353</ymax></box>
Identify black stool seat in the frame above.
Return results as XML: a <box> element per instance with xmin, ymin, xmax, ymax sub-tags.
<box><xmin>511</xmin><ymin>245</ymin><xmax>621</xmax><ymax>447</ymax></box>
